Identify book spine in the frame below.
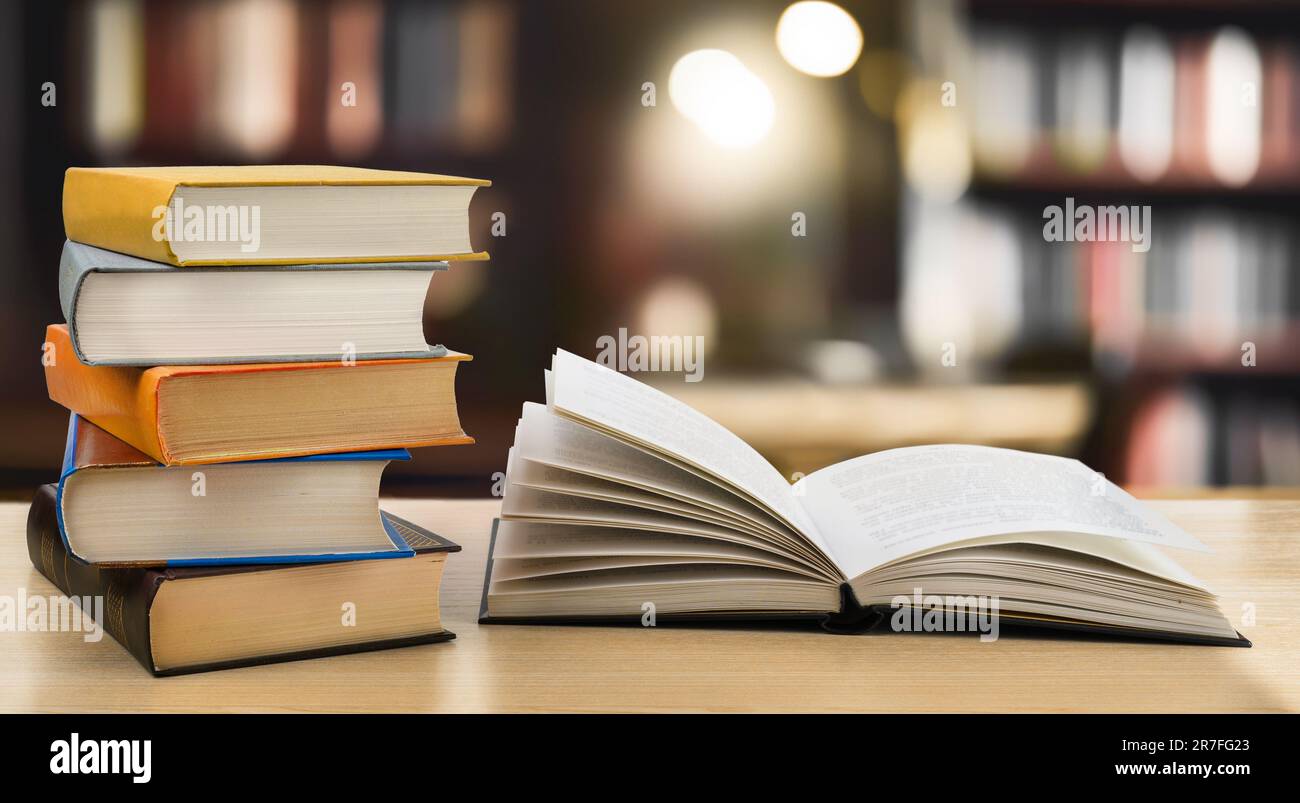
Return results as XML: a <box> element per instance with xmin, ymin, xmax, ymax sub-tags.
<box><xmin>63</xmin><ymin>169</ymin><xmax>181</xmax><ymax>265</ymax></box>
<box><xmin>44</xmin><ymin>325</ymin><xmax>168</xmax><ymax>463</ymax></box>
<box><xmin>25</xmin><ymin>484</ymin><xmax>162</xmax><ymax>675</ymax></box>
<box><xmin>819</xmin><ymin>584</ymin><xmax>886</xmax><ymax>635</ymax></box>
<box><xmin>57</xmin><ymin>242</ymin><xmax>86</xmax><ymax>333</ymax></box>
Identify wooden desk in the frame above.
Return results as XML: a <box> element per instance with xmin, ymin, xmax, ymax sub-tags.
<box><xmin>1</xmin><ymin>498</ymin><xmax>1297</xmax><ymax>713</ymax></box>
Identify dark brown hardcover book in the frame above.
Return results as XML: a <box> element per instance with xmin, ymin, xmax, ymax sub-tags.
<box><xmin>27</xmin><ymin>484</ymin><xmax>459</xmax><ymax>676</ymax></box>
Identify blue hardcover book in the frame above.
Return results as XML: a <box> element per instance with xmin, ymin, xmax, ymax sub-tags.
<box><xmin>56</xmin><ymin>414</ymin><xmax>415</xmax><ymax>567</ymax></box>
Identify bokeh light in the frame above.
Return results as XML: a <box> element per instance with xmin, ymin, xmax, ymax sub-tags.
<box><xmin>775</xmin><ymin>1</ymin><xmax>863</xmax><ymax>78</ymax></box>
<box><xmin>898</xmin><ymin>81</ymin><xmax>971</xmax><ymax>203</ymax></box>
<box><xmin>636</xmin><ymin>276</ymin><xmax>719</xmax><ymax>355</ymax></box>
<box><xmin>669</xmin><ymin>49</ymin><xmax>775</xmax><ymax>148</ymax></box>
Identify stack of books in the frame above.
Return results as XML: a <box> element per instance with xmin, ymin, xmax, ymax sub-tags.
<box><xmin>27</xmin><ymin>165</ymin><xmax>490</xmax><ymax>675</ymax></box>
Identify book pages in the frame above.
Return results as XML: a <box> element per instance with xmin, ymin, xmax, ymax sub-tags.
<box><xmin>547</xmin><ymin>349</ymin><xmax>835</xmax><ymax>563</ymax></box>
<box><xmin>799</xmin><ymin>444</ymin><xmax>1211</xmax><ymax>579</ymax></box>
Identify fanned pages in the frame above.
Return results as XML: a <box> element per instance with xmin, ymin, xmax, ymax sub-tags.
<box><xmin>481</xmin><ymin>350</ymin><xmax>1247</xmax><ymax>646</ymax></box>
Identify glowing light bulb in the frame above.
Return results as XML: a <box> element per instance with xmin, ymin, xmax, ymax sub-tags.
<box><xmin>776</xmin><ymin>1</ymin><xmax>862</xmax><ymax>78</ymax></box>
<box><xmin>669</xmin><ymin>49</ymin><xmax>775</xmax><ymax>149</ymax></box>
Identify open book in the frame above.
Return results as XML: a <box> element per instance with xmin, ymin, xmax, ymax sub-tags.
<box><xmin>480</xmin><ymin>350</ymin><xmax>1247</xmax><ymax>646</ymax></box>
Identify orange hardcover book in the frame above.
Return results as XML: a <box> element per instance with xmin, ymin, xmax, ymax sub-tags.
<box><xmin>63</xmin><ymin>165</ymin><xmax>491</xmax><ymax>266</ymax></box>
<box><xmin>43</xmin><ymin>324</ymin><xmax>473</xmax><ymax>465</ymax></box>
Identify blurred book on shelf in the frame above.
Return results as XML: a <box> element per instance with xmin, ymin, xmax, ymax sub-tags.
<box><xmin>1126</xmin><ymin>384</ymin><xmax>1300</xmax><ymax>489</ymax></box>
<box><xmin>921</xmin><ymin>202</ymin><xmax>1299</xmax><ymax>375</ymax></box>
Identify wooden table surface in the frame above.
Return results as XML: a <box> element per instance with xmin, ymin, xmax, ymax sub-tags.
<box><xmin>1</xmin><ymin>497</ymin><xmax>1297</xmax><ymax>713</ymax></box>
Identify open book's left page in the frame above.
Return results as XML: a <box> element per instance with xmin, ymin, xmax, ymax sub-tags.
<box><xmin>546</xmin><ymin>349</ymin><xmax>836</xmax><ymax>567</ymax></box>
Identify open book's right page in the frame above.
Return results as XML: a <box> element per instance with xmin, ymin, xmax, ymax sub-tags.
<box><xmin>796</xmin><ymin>444</ymin><xmax>1209</xmax><ymax>580</ymax></box>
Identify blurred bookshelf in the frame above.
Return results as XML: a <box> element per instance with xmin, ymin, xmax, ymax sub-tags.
<box><xmin>4</xmin><ymin>0</ymin><xmax>1299</xmax><ymax>497</ymax></box>
<box><xmin>894</xmin><ymin>0</ymin><xmax>1300</xmax><ymax>490</ymax></box>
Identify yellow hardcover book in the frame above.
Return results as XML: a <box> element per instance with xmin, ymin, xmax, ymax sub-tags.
<box><xmin>63</xmin><ymin>165</ymin><xmax>491</xmax><ymax>266</ymax></box>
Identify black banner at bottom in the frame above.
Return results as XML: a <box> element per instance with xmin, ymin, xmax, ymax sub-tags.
<box><xmin>2</xmin><ymin>713</ymin><xmax>1287</xmax><ymax>788</ymax></box>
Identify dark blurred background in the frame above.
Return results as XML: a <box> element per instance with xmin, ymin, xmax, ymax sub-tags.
<box><xmin>3</xmin><ymin>0</ymin><xmax>1299</xmax><ymax>497</ymax></box>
